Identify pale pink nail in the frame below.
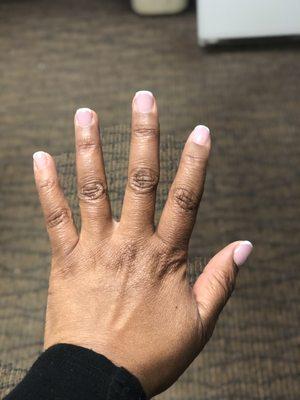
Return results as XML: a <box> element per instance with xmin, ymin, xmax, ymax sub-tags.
<box><xmin>134</xmin><ymin>91</ymin><xmax>154</xmax><ymax>113</ymax></box>
<box><xmin>189</xmin><ymin>125</ymin><xmax>210</xmax><ymax>146</ymax></box>
<box><xmin>233</xmin><ymin>241</ymin><xmax>253</xmax><ymax>266</ymax></box>
<box><xmin>33</xmin><ymin>151</ymin><xmax>49</xmax><ymax>170</ymax></box>
<box><xmin>76</xmin><ymin>108</ymin><xmax>92</xmax><ymax>127</ymax></box>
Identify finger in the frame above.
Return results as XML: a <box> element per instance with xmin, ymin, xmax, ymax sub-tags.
<box><xmin>120</xmin><ymin>91</ymin><xmax>159</xmax><ymax>235</ymax></box>
<box><xmin>193</xmin><ymin>241</ymin><xmax>253</xmax><ymax>337</ymax></box>
<box><xmin>75</xmin><ymin>108</ymin><xmax>113</xmax><ymax>238</ymax></box>
<box><xmin>33</xmin><ymin>151</ymin><xmax>78</xmax><ymax>256</ymax></box>
<box><xmin>156</xmin><ymin>125</ymin><xmax>211</xmax><ymax>249</ymax></box>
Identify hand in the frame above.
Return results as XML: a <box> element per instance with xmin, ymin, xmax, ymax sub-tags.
<box><xmin>33</xmin><ymin>91</ymin><xmax>253</xmax><ymax>397</ymax></box>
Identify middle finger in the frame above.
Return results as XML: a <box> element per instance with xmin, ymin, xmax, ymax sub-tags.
<box><xmin>120</xmin><ymin>91</ymin><xmax>160</xmax><ymax>235</ymax></box>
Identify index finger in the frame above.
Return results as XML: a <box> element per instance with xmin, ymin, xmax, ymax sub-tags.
<box><xmin>155</xmin><ymin>125</ymin><xmax>211</xmax><ymax>249</ymax></box>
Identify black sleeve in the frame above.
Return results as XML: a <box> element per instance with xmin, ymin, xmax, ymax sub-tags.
<box><xmin>4</xmin><ymin>344</ymin><xmax>147</xmax><ymax>400</ymax></box>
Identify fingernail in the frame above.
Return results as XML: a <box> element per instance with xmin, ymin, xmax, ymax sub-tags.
<box><xmin>134</xmin><ymin>90</ymin><xmax>154</xmax><ymax>113</ymax></box>
<box><xmin>233</xmin><ymin>241</ymin><xmax>253</xmax><ymax>266</ymax></box>
<box><xmin>33</xmin><ymin>151</ymin><xmax>49</xmax><ymax>170</ymax></box>
<box><xmin>190</xmin><ymin>125</ymin><xmax>210</xmax><ymax>146</ymax></box>
<box><xmin>76</xmin><ymin>108</ymin><xmax>93</xmax><ymax>127</ymax></box>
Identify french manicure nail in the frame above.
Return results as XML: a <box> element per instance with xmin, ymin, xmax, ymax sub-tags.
<box><xmin>33</xmin><ymin>151</ymin><xmax>48</xmax><ymax>170</ymax></box>
<box><xmin>134</xmin><ymin>90</ymin><xmax>154</xmax><ymax>113</ymax></box>
<box><xmin>190</xmin><ymin>125</ymin><xmax>210</xmax><ymax>146</ymax></box>
<box><xmin>76</xmin><ymin>108</ymin><xmax>92</xmax><ymax>127</ymax></box>
<box><xmin>233</xmin><ymin>241</ymin><xmax>253</xmax><ymax>266</ymax></box>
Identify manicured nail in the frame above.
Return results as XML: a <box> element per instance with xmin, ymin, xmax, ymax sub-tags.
<box><xmin>233</xmin><ymin>241</ymin><xmax>253</xmax><ymax>266</ymax></box>
<box><xmin>76</xmin><ymin>108</ymin><xmax>92</xmax><ymax>127</ymax></box>
<box><xmin>33</xmin><ymin>151</ymin><xmax>49</xmax><ymax>170</ymax></box>
<box><xmin>134</xmin><ymin>91</ymin><xmax>154</xmax><ymax>113</ymax></box>
<box><xmin>190</xmin><ymin>125</ymin><xmax>210</xmax><ymax>146</ymax></box>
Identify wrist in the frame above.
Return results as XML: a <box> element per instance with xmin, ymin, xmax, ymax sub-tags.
<box><xmin>5</xmin><ymin>344</ymin><xmax>147</xmax><ymax>400</ymax></box>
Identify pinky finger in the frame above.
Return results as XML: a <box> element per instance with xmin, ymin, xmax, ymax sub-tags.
<box><xmin>33</xmin><ymin>151</ymin><xmax>79</xmax><ymax>257</ymax></box>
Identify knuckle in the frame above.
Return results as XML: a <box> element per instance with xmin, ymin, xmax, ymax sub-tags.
<box><xmin>38</xmin><ymin>177</ymin><xmax>57</xmax><ymax>192</ymax></box>
<box><xmin>78</xmin><ymin>179</ymin><xmax>107</xmax><ymax>201</ymax></box>
<box><xmin>122</xmin><ymin>240</ymin><xmax>139</xmax><ymax>262</ymax></box>
<box><xmin>76</xmin><ymin>136</ymin><xmax>98</xmax><ymax>152</ymax></box>
<box><xmin>46</xmin><ymin>207</ymin><xmax>70</xmax><ymax>228</ymax></box>
<box><xmin>132</xmin><ymin>125</ymin><xmax>158</xmax><ymax>138</ymax></box>
<box><xmin>173</xmin><ymin>186</ymin><xmax>198</xmax><ymax>211</ymax></box>
<box><xmin>110</xmin><ymin>239</ymin><xmax>140</xmax><ymax>273</ymax></box>
<box><xmin>157</xmin><ymin>248</ymin><xmax>187</xmax><ymax>278</ymax></box>
<box><xmin>151</xmin><ymin>234</ymin><xmax>188</xmax><ymax>276</ymax></box>
<box><xmin>184</xmin><ymin>150</ymin><xmax>208</xmax><ymax>166</ymax></box>
<box><xmin>210</xmin><ymin>268</ymin><xmax>236</xmax><ymax>303</ymax></box>
<box><xmin>129</xmin><ymin>167</ymin><xmax>159</xmax><ymax>194</ymax></box>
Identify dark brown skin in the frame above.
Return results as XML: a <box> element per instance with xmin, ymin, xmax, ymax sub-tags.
<box><xmin>33</xmin><ymin>91</ymin><xmax>252</xmax><ymax>398</ymax></box>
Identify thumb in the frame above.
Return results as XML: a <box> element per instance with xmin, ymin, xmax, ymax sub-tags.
<box><xmin>193</xmin><ymin>241</ymin><xmax>253</xmax><ymax>338</ymax></box>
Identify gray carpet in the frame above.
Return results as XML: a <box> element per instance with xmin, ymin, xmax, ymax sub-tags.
<box><xmin>0</xmin><ymin>1</ymin><xmax>299</xmax><ymax>399</ymax></box>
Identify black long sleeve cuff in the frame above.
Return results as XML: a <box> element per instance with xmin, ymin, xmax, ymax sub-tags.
<box><xmin>5</xmin><ymin>344</ymin><xmax>147</xmax><ymax>400</ymax></box>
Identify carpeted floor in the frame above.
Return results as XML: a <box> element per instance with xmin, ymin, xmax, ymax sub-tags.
<box><xmin>0</xmin><ymin>0</ymin><xmax>300</xmax><ymax>399</ymax></box>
